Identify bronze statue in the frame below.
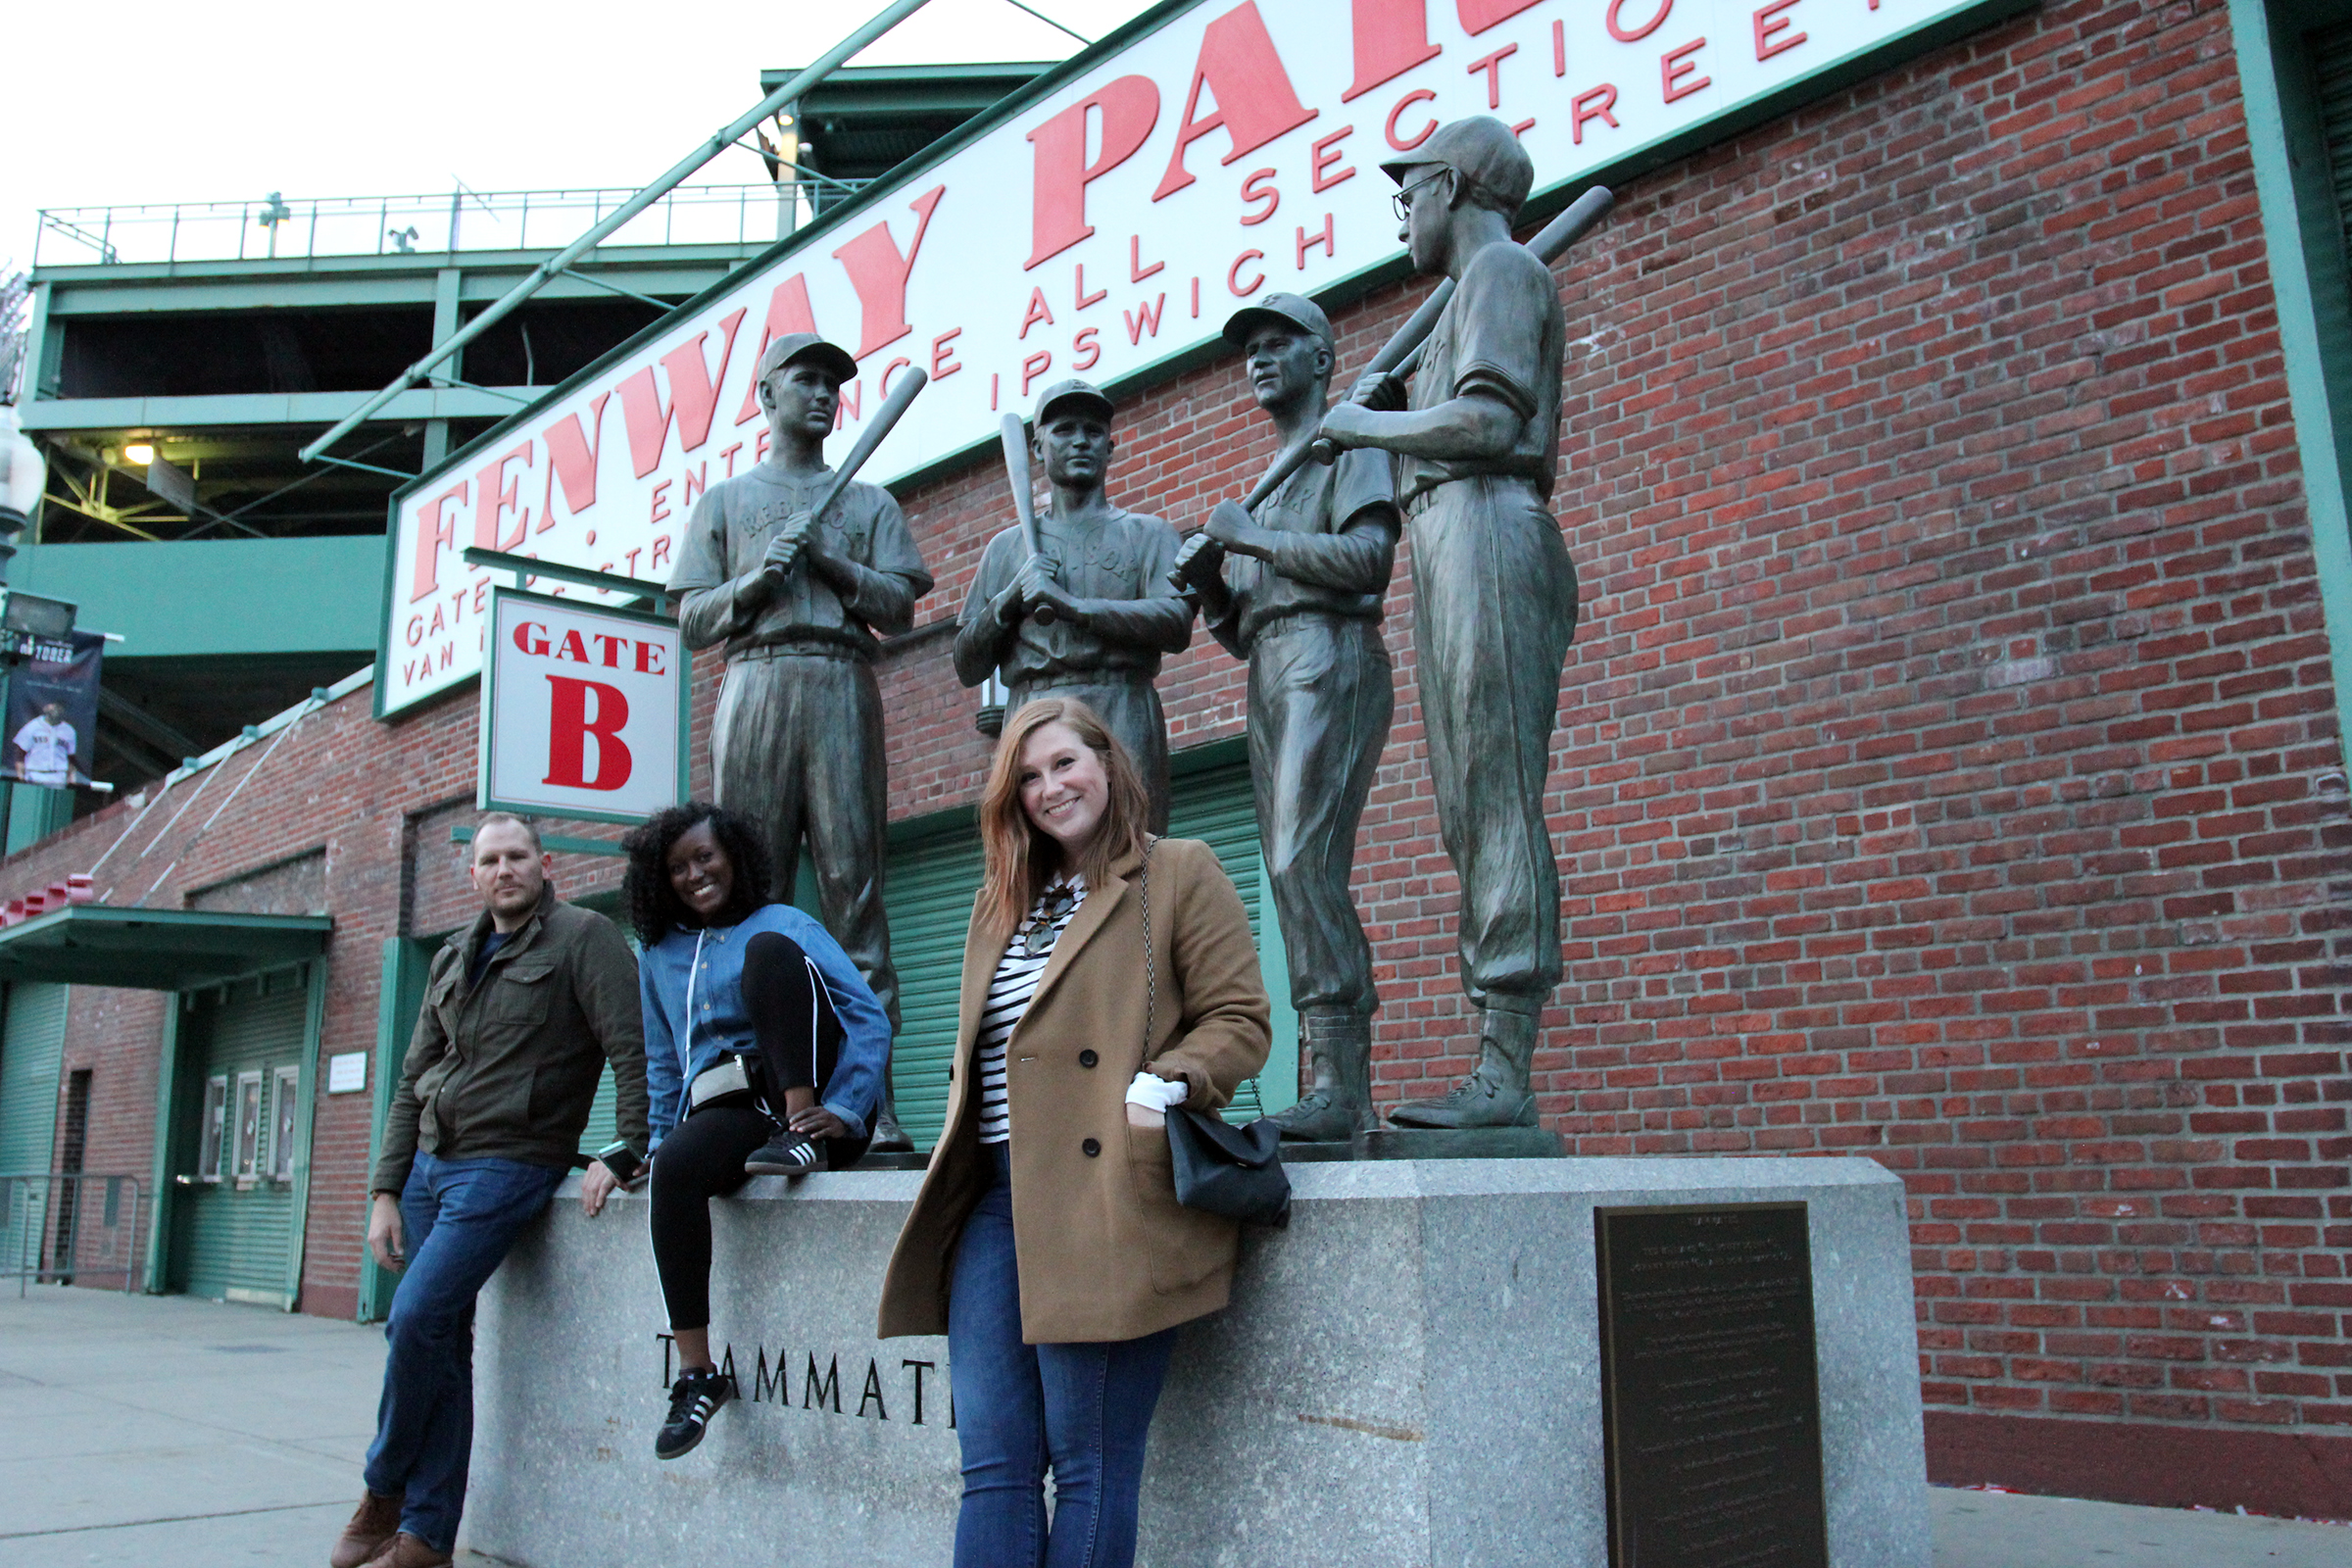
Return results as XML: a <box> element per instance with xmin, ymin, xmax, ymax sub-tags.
<box><xmin>1173</xmin><ymin>294</ymin><xmax>1398</xmax><ymax>1142</ymax></box>
<box><xmin>954</xmin><ymin>379</ymin><xmax>1192</xmax><ymax>829</ymax></box>
<box><xmin>669</xmin><ymin>332</ymin><xmax>935</xmax><ymax>1152</ymax></box>
<box><xmin>1317</xmin><ymin>118</ymin><xmax>1577</xmax><ymax>1131</ymax></box>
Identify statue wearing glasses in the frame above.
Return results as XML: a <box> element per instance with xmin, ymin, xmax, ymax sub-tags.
<box><xmin>1316</xmin><ymin>118</ymin><xmax>1578</xmax><ymax>1134</ymax></box>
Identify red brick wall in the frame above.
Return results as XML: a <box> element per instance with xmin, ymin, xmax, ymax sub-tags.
<box><xmin>877</xmin><ymin>0</ymin><xmax>2352</xmax><ymax>1499</ymax></box>
<box><xmin>5</xmin><ymin>0</ymin><xmax>2346</xmax><ymax>1512</ymax></box>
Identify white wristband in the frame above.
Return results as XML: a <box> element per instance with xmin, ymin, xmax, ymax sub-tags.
<box><xmin>1125</xmin><ymin>1071</ymin><xmax>1189</xmax><ymax>1111</ymax></box>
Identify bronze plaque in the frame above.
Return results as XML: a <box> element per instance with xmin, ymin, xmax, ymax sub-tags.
<box><xmin>1596</xmin><ymin>1203</ymin><xmax>1828</xmax><ymax>1568</ymax></box>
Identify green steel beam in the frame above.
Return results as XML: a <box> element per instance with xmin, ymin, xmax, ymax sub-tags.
<box><xmin>2228</xmin><ymin>0</ymin><xmax>2352</xmax><ymax>770</ymax></box>
<box><xmin>461</xmin><ymin>546</ymin><xmax>671</xmax><ymax>607</ymax></box>
<box><xmin>280</xmin><ymin>960</ymin><xmax>328</xmax><ymax>1311</ymax></box>
<box><xmin>35</xmin><ymin>247</ymin><xmax>760</xmax><ymax>316</ymax></box>
<box><xmin>454</xmin><ymin>264</ymin><xmax>716</xmax><ymax>303</ymax></box>
<box><xmin>430</xmin><ymin>269</ymin><xmax>463</xmax><ymax>358</ymax></box>
<box><xmin>25</xmin><ymin>280</ymin><xmax>57</xmax><ymax>403</ymax></box>
<box><xmin>32</xmin><ymin>239</ymin><xmax>764</xmax><ymax>288</ymax></box>
<box><xmin>300</xmin><ymin>0</ymin><xmax>940</xmax><ymax>466</ymax></box>
<box><xmin>144</xmin><ymin>1000</ymin><xmax>184</xmax><ymax>1294</ymax></box>
<box><xmin>759</xmin><ymin>61</ymin><xmax>1050</xmax><ymax>116</ymax></box>
<box><xmin>20</xmin><ymin>386</ymin><xmax>527</xmax><ymax>431</ymax></box>
<box><xmin>12</xmin><ymin>536</ymin><xmax>383</xmax><ymax>657</ymax></box>
<box><xmin>43</xmin><ymin>276</ymin><xmax>444</xmax><ymax>314</ymax></box>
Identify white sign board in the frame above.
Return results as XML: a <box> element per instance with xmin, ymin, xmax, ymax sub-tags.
<box><xmin>382</xmin><ymin>0</ymin><xmax>2021</xmax><ymax>714</ymax></box>
<box><xmin>478</xmin><ymin>587</ymin><xmax>687</xmax><ymax>825</ymax></box>
<box><xmin>327</xmin><ymin>1052</ymin><xmax>368</xmax><ymax>1095</ymax></box>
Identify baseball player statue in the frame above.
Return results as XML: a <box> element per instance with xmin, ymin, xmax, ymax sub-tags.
<box><xmin>1316</xmin><ymin>118</ymin><xmax>1579</xmax><ymax>1132</ymax></box>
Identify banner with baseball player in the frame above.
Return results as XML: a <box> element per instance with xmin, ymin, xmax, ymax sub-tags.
<box><xmin>6</xmin><ymin>630</ymin><xmax>102</xmax><ymax>791</ymax></box>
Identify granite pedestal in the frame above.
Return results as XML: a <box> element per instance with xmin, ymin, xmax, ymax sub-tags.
<box><xmin>466</xmin><ymin>1158</ymin><xmax>1928</xmax><ymax>1567</ymax></box>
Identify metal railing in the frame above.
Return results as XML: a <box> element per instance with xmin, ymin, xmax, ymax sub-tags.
<box><xmin>33</xmin><ymin>178</ymin><xmax>872</xmax><ymax>269</ymax></box>
<box><xmin>0</xmin><ymin>1172</ymin><xmax>144</xmax><ymax>1295</ymax></box>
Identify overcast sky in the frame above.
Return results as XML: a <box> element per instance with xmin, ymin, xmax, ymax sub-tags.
<box><xmin>4</xmin><ymin>0</ymin><xmax>1159</xmax><ymax>273</ymax></box>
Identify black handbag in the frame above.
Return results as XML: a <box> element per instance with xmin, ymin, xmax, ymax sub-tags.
<box><xmin>1138</xmin><ymin>841</ymin><xmax>1293</xmax><ymax>1227</ymax></box>
<box><xmin>1166</xmin><ymin>1106</ymin><xmax>1290</xmax><ymax>1225</ymax></box>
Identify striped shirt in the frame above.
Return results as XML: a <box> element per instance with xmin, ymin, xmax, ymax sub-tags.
<box><xmin>974</xmin><ymin>877</ymin><xmax>1087</xmax><ymax>1145</ymax></box>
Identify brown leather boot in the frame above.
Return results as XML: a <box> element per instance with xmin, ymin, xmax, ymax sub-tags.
<box><xmin>360</xmin><ymin>1532</ymin><xmax>454</xmax><ymax>1568</ymax></box>
<box><xmin>329</xmin><ymin>1492</ymin><xmax>400</xmax><ymax>1568</ymax></box>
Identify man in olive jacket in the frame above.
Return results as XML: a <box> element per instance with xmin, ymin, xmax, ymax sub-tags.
<box><xmin>332</xmin><ymin>813</ymin><xmax>648</xmax><ymax>1568</ymax></box>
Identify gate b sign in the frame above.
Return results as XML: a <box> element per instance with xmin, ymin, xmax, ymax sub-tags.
<box><xmin>479</xmin><ymin>588</ymin><xmax>687</xmax><ymax>826</ymax></box>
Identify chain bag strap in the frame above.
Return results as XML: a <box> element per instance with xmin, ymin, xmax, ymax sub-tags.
<box><xmin>1141</xmin><ymin>837</ymin><xmax>1292</xmax><ymax>1227</ymax></box>
<box><xmin>1139</xmin><ymin>837</ymin><xmax>1154</xmax><ymax>1054</ymax></box>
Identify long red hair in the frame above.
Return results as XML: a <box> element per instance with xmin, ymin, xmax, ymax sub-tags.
<box><xmin>977</xmin><ymin>698</ymin><xmax>1152</xmax><ymax>938</ymax></box>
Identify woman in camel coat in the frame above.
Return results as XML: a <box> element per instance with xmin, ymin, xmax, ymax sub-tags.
<box><xmin>878</xmin><ymin>697</ymin><xmax>1270</xmax><ymax>1567</ymax></box>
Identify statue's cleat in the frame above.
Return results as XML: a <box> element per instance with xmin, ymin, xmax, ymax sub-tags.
<box><xmin>1386</xmin><ymin>1069</ymin><xmax>1536</xmax><ymax>1130</ymax></box>
<box><xmin>1269</xmin><ymin>1090</ymin><xmax>1361</xmax><ymax>1143</ymax></box>
<box><xmin>868</xmin><ymin>1103</ymin><xmax>914</xmax><ymax>1154</ymax></box>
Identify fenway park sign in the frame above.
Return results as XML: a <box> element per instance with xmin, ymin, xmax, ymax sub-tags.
<box><xmin>379</xmin><ymin>0</ymin><xmax>2025</xmax><ymax>715</ymax></box>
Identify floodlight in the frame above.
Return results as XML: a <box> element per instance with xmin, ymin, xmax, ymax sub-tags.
<box><xmin>123</xmin><ymin>442</ymin><xmax>156</xmax><ymax>466</ymax></box>
<box><xmin>0</xmin><ymin>590</ymin><xmax>75</xmax><ymax>640</ymax></box>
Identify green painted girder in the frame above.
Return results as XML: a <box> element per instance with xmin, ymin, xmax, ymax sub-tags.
<box><xmin>0</xmin><ymin>906</ymin><xmax>333</xmax><ymax>991</ymax></box>
<box><xmin>760</xmin><ymin>61</ymin><xmax>1049</xmax><ymax>117</ymax></box>
<box><xmin>14</xmin><ymin>536</ymin><xmax>384</xmax><ymax>657</ymax></box>
<box><xmin>31</xmin><ymin>240</ymin><xmax>769</xmax><ymax>293</ymax></box>
<box><xmin>20</xmin><ymin>386</ymin><xmax>527</xmax><ymax>432</ymax></box>
<box><xmin>39</xmin><ymin>253</ymin><xmax>756</xmax><ymax>317</ymax></box>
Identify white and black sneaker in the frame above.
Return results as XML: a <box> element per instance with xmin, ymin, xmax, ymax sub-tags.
<box><xmin>655</xmin><ymin>1367</ymin><xmax>734</xmax><ymax>1460</ymax></box>
<box><xmin>744</xmin><ymin>1132</ymin><xmax>821</xmax><ymax>1176</ymax></box>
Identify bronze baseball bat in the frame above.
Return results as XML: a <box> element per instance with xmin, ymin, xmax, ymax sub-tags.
<box><xmin>764</xmin><ymin>367</ymin><xmax>928</xmax><ymax>584</ymax></box>
<box><xmin>999</xmin><ymin>412</ymin><xmax>1056</xmax><ymax>625</ymax></box>
<box><xmin>1239</xmin><ymin>183</ymin><xmax>1618</xmax><ymax>513</ymax></box>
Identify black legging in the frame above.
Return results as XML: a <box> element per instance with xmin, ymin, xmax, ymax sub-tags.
<box><xmin>649</xmin><ymin>930</ymin><xmax>862</xmax><ymax>1331</ymax></box>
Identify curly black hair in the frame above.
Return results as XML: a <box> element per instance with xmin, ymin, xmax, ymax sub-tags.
<box><xmin>620</xmin><ymin>803</ymin><xmax>775</xmax><ymax>946</ymax></box>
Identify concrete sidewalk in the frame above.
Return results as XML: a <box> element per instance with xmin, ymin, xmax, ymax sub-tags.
<box><xmin>0</xmin><ymin>1283</ymin><xmax>383</xmax><ymax>1566</ymax></box>
<box><xmin>0</xmin><ymin>1286</ymin><xmax>2344</xmax><ymax>1567</ymax></box>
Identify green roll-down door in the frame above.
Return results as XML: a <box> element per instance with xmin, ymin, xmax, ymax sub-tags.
<box><xmin>0</xmin><ymin>983</ymin><xmax>70</xmax><ymax>1276</ymax></box>
<box><xmin>171</xmin><ymin>980</ymin><xmax>306</xmax><ymax>1306</ymax></box>
<box><xmin>882</xmin><ymin>818</ymin><xmax>989</xmax><ymax>1151</ymax></box>
<box><xmin>1164</xmin><ymin>758</ymin><xmax>1298</xmax><ymax>1120</ymax></box>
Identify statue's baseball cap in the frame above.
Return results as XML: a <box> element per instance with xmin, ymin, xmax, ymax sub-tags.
<box><xmin>1380</xmin><ymin>116</ymin><xmax>1534</xmax><ymax>215</ymax></box>
<box><xmin>1031</xmin><ymin>378</ymin><xmax>1116</xmax><ymax>427</ymax></box>
<box><xmin>756</xmin><ymin>331</ymin><xmax>858</xmax><ymax>383</ymax></box>
<box><xmin>1222</xmin><ymin>292</ymin><xmax>1335</xmax><ymax>356</ymax></box>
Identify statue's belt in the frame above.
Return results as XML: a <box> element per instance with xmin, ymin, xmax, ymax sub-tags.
<box><xmin>727</xmin><ymin>638</ymin><xmax>870</xmax><ymax>663</ymax></box>
<box><xmin>1010</xmin><ymin>667</ymin><xmax>1155</xmax><ymax>690</ymax></box>
<box><xmin>1401</xmin><ymin>470</ymin><xmax>1549</xmax><ymax>516</ymax></box>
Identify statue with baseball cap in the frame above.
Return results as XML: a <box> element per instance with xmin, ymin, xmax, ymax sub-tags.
<box><xmin>668</xmin><ymin>331</ymin><xmax>934</xmax><ymax>1153</ymax></box>
<box><xmin>1173</xmin><ymin>293</ymin><xmax>1399</xmax><ymax>1143</ymax></box>
<box><xmin>1315</xmin><ymin>117</ymin><xmax>1578</xmax><ymax>1133</ymax></box>
<box><xmin>954</xmin><ymin>378</ymin><xmax>1192</xmax><ymax>827</ymax></box>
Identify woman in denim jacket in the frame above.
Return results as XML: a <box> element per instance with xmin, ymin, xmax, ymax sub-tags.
<box><xmin>623</xmin><ymin>802</ymin><xmax>890</xmax><ymax>1460</ymax></box>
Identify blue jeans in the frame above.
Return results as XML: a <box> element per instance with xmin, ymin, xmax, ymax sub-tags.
<box><xmin>364</xmin><ymin>1152</ymin><xmax>564</xmax><ymax>1552</ymax></box>
<box><xmin>949</xmin><ymin>1141</ymin><xmax>1176</xmax><ymax>1568</ymax></box>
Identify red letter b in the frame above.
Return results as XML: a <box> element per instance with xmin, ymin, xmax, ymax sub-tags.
<box><xmin>543</xmin><ymin>675</ymin><xmax>633</xmax><ymax>791</ymax></box>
